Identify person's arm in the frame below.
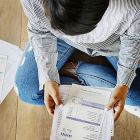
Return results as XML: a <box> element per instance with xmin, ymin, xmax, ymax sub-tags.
<box><xmin>21</xmin><ymin>0</ymin><xmax>62</xmax><ymax>115</ymax></box>
<box><xmin>107</xmin><ymin>10</ymin><xmax>140</xmax><ymax>120</ymax></box>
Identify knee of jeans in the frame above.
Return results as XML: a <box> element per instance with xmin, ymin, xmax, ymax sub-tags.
<box><xmin>76</xmin><ymin>62</ymin><xmax>116</xmax><ymax>87</ymax></box>
<box><xmin>15</xmin><ymin>51</ymin><xmax>44</xmax><ymax>101</ymax></box>
<box><xmin>126</xmin><ymin>89</ymin><xmax>140</xmax><ymax>106</ymax></box>
<box><xmin>15</xmin><ymin>67</ymin><xmax>43</xmax><ymax>101</ymax></box>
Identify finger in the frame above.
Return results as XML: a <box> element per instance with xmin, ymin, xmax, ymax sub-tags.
<box><xmin>114</xmin><ymin>102</ymin><xmax>124</xmax><ymax>121</ymax></box>
<box><xmin>48</xmin><ymin>99</ymin><xmax>55</xmax><ymax>108</ymax></box>
<box><xmin>114</xmin><ymin>107</ymin><xmax>123</xmax><ymax>121</ymax></box>
<box><xmin>47</xmin><ymin>102</ymin><xmax>54</xmax><ymax>116</ymax></box>
<box><xmin>50</xmin><ymin>89</ymin><xmax>62</xmax><ymax>105</ymax></box>
<box><xmin>45</xmin><ymin>103</ymin><xmax>53</xmax><ymax>116</ymax></box>
<box><xmin>47</xmin><ymin>97</ymin><xmax>55</xmax><ymax>111</ymax></box>
<box><xmin>45</xmin><ymin>95</ymin><xmax>55</xmax><ymax>116</ymax></box>
<box><xmin>106</xmin><ymin>97</ymin><xmax>117</xmax><ymax>109</ymax></box>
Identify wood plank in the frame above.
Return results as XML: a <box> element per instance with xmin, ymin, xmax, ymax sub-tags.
<box><xmin>21</xmin><ymin>12</ymin><xmax>28</xmax><ymax>49</ymax></box>
<box><xmin>0</xmin><ymin>90</ymin><xmax>18</xmax><ymax>140</ymax></box>
<box><xmin>112</xmin><ymin>111</ymin><xmax>140</xmax><ymax>140</ymax></box>
<box><xmin>0</xmin><ymin>0</ymin><xmax>22</xmax><ymax>46</ymax></box>
<box><xmin>0</xmin><ymin>0</ymin><xmax>22</xmax><ymax>140</ymax></box>
<box><xmin>16</xmin><ymin>99</ymin><xmax>52</xmax><ymax>140</ymax></box>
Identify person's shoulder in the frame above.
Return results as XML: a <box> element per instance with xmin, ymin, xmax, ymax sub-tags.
<box><xmin>21</xmin><ymin>0</ymin><xmax>44</xmax><ymax>13</ymax></box>
<box><xmin>21</xmin><ymin>0</ymin><xmax>32</xmax><ymax>8</ymax></box>
<box><xmin>128</xmin><ymin>0</ymin><xmax>140</xmax><ymax>11</ymax></box>
<box><xmin>21</xmin><ymin>0</ymin><xmax>42</xmax><ymax>7</ymax></box>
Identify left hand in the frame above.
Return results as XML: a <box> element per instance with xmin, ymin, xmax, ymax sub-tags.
<box><xmin>106</xmin><ymin>85</ymin><xmax>129</xmax><ymax>121</ymax></box>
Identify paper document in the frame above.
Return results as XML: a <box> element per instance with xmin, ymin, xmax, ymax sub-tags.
<box><xmin>98</xmin><ymin>109</ymin><xmax>114</xmax><ymax>140</ymax></box>
<box><xmin>0</xmin><ymin>55</ymin><xmax>7</xmax><ymax>96</ymax></box>
<box><xmin>0</xmin><ymin>40</ymin><xmax>23</xmax><ymax>103</ymax></box>
<box><xmin>50</xmin><ymin>84</ymin><xmax>114</xmax><ymax>140</ymax></box>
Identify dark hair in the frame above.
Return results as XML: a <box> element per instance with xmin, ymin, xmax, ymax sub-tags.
<box><xmin>43</xmin><ymin>0</ymin><xmax>109</xmax><ymax>35</ymax></box>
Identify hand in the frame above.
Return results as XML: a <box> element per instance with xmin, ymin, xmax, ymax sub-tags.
<box><xmin>44</xmin><ymin>81</ymin><xmax>62</xmax><ymax>116</ymax></box>
<box><xmin>106</xmin><ymin>85</ymin><xmax>128</xmax><ymax>121</ymax></box>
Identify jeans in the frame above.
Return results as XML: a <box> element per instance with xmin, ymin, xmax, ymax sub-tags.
<box><xmin>15</xmin><ymin>39</ymin><xmax>140</xmax><ymax>106</ymax></box>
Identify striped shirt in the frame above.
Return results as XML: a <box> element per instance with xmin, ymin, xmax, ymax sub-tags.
<box><xmin>21</xmin><ymin>0</ymin><xmax>140</xmax><ymax>89</ymax></box>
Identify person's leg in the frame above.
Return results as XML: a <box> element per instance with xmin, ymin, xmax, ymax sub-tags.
<box><xmin>75</xmin><ymin>58</ymin><xmax>140</xmax><ymax>117</ymax></box>
<box><xmin>76</xmin><ymin>61</ymin><xmax>117</xmax><ymax>88</ymax></box>
<box><xmin>60</xmin><ymin>76</ymin><xmax>80</xmax><ymax>85</ymax></box>
<box><xmin>56</xmin><ymin>38</ymin><xmax>76</xmax><ymax>70</ymax></box>
<box><xmin>15</xmin><ymin>39</ymin><xmax>79</xmax><ymax>105</ymax></box>
<box><xmin>106</xmin><ymin>56</ymin><xmax>118</xmax><ymax>71</ymax></box>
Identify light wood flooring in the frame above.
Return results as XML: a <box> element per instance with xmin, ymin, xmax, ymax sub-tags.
<box><xmin>0</xmin><ymin>0</ymin><xmax>140</xmax><ymax>140</ymax></box>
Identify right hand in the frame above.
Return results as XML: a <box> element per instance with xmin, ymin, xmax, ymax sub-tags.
<box><xmin>44</xmin><ymin>81</ymin><xmax>62</xmax><ymax>116</ymax></box>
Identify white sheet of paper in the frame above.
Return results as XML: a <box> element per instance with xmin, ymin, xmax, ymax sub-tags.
<box><xmin>57</xmin><ymin>84</ymin><xmax>112</xmax><ymax>140</ymax></box>
<box><xmin>0</xmin><ymin>55</ymin><xmax>7</xmax><ymax>97</ymax></box>
<box><xmin>50</xmin><ymin>85</ymin><xmax>114</xmax><ymax>140</ymax></box>
<box><xmin>50</xmin><ymin>85</ymin><xmax>71</xmax><ymax>140</ymax></box>
<box><xmin>0</xmin><ymin>40</ymin><xmax>23</xmax><ymax>103</ymax></box>
<box><xmin>98</xmin><ymin>109</ymin><xmax>114</xmax><ymax>140</ymax></box>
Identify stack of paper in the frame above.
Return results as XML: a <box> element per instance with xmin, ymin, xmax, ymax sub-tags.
<box><xmin>0</xmin><ymin>55</ymin><xmax>7</xmax><ymax>99</ymax></box>
<box><xmin>0</xmin><ymin>40</ymin><xmax>23</xmax><ymax>103</ymax></box>
<box><xmin>50</xmin><ymin>84</ymin><xmax>114</xmax><ymax>140</ymax></box>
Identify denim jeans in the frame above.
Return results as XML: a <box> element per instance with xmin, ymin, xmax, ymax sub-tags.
<box><xmin>15</xmin><ymin>38</ymin><xmax>140</xmax><ymax>106</ymax></box>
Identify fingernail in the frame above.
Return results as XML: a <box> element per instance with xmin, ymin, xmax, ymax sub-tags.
<box><xmin>58</xmin><ymin>100</ymin><xmax>62</xmax><ymax>105</ymax></box>
<box><xmin>59</xmin><ymin>104</ymin><xmax>63</xmax><ymax>108</ymax></box>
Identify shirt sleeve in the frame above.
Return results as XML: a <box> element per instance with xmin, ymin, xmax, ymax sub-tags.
<box><xmin>21</xmin><ymin>0</ymin><xmax>60</xmax><ymax>90</ymax></box>
<box><xmin>117</xmin><ymin>10</ymin><xmax>140</xmax><ymax>88</ymax></box>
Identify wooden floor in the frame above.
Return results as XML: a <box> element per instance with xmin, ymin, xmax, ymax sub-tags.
<box><xmin>0</xmin><ymin>0</ymin><xmax>140</xmax><ymax>140</ymax></box>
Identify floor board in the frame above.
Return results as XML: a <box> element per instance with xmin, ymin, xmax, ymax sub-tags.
<box><xmin>21</xmin><ymin>12</ymin><xmax>28</xmax><ymax>49</ymax></box>
<box><xmin>16</xmin><ymin>99</ymin><xmax>52</xmax><ymax>140</ymax></box>
<box><xmin>0</xmin><ymin>90</ymin><xmax>18</xmax><ymax>140</ymax></box>
<box><xmin>0</xmin><ymin>0</ymin><xmax>21</xmax><ymax>140</ymax></box>
<box><xmin>0</xmin><ymin>0</ymin><xmax>22</xmax><ymax>46</ymax></box>
<box><xmin>112</xmin><ymin>111</ymin><xmax>140</xmax><ymax>140</ymax></box>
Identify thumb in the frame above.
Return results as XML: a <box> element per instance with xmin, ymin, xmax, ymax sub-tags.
<box><xmin>51</xmin><ymin>90</ymin><xmax>62</xmax><ymax>106</ymax></box>
<box><xmin>106</xmin><ymin>97</ymin><xmax>116</xmax><ymax>109</ymax></box>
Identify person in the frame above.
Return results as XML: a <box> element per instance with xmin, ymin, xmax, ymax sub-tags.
<box><xmin>15</xmin><ymin>0</ymin><xmax>140</xmax><ymax>121</ymax></box>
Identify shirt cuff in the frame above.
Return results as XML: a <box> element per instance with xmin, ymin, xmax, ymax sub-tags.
<box><xmin>116</xmin><ymin>63</ymin><xmax>136</xmax><ymax>88</ymax></box>
<box><xmin>38</xmin><ymin>71</ymin><xmax>60</xmax><ymax>90</ymax></box>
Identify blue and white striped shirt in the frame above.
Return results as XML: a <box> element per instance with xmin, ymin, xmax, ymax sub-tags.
<box><xmin>21</xmin><ymin>0</ymin><xmax>140</xmax><ymax>89</ymax></box>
